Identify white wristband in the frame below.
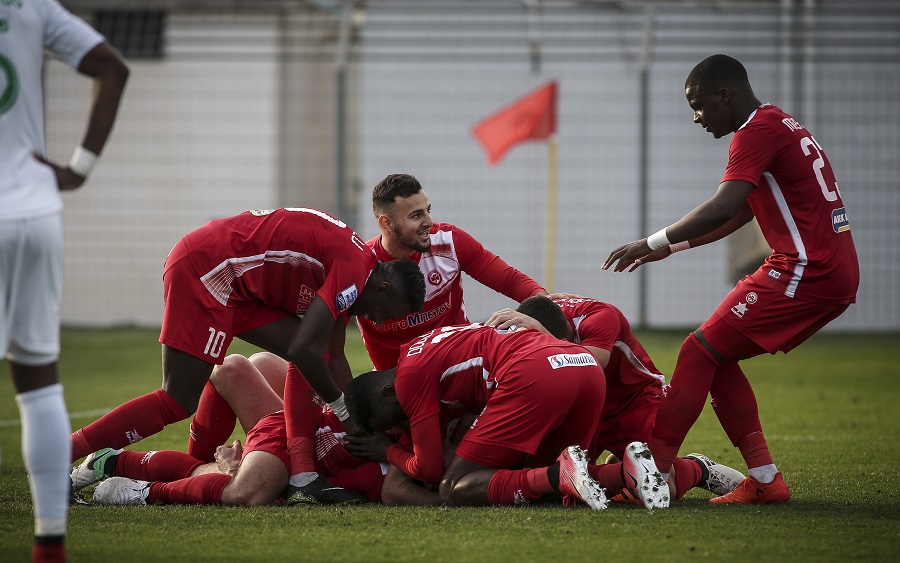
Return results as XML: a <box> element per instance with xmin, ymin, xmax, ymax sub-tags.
<box><xmin>327</xmin><ymin>393</ymin><xmax>350</xmax><ymax>421</ymax></box>
<box><xmin>68</xmin><ymin>146</ymin><xmax>98</xmax><ymax>178</ymax></box>
<box><xmin>646</xmin><ymin>228</ymin><xmax>671</xmax><ymax>251</ymax></box>
<box><xmin>669</xmin><ymin>241</ymin><xmax>691</xmax><ymax>253</ymax></box>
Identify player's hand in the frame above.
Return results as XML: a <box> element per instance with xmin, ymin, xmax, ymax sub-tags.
<box><xmin>341</xmin><ymin>416</ymin><xmax>367</xmax><ymax>438</ymax></box>
<box><xmin>344</xmin><ymin>432</ymin><xmax>393</xmax><ymax>462</ymax></box>
<box><xmin>32</xmin><ymin>152</ymin><xmax>87</xmax><ymax>191</ymax></box>
<box><xmin>214</xmin><ymin>439</ymin><xmax>243</xmax><ymax>476</ymax></box>
<box><xmin>485</xmin><ymin>309</ymin><xmax>547</xmax><ymax>334</ymax></box>
<box><xmin>602</xmin><ymin>239</ymin><xmax>653</xmax><ymax>272</ymax></box>
<box><xmin>629</xmin><ymin>246</ymin><xmax>673</xmax><ymax>270</ymax></box>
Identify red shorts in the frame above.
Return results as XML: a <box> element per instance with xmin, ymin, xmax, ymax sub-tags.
<box><xmin>244</xmin><ymin>410</ymin><xmax>377</xmax><ymax>490</ymax></box>
<box><xmin>243</xmin><ymin>411</ymin><xmax>291</xmax><ymax>471</ymax></box>
<box><xmin>701</xmin><ymin>270</ymin><xmax>851</xmax><ymax>358</ymax></box>
<box><xmin>455</xmin><ymin>349</ymin><xmax>605</xmax><ymax>468</ymax></box>
<box><xmin>593</xmin><ymin>386</ymin><xmax>661</xmax><ymax>460</ymax></box>
<box><xmin>159</xmin><ymin>237</ymin><xmax>289</xmax><ymax>364</ymax></box>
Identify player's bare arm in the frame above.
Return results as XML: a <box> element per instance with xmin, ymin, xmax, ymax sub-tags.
<box><xmin>381</xmin><ymin>465</ymin><xmax>442</xmax><ymax>506</ymax></box>
<box><xmin>286</xmin><ymin>297</ymin><xmax>343</xmax><ymax>403</ymax></box>
<box><xmin>325</xmin><ymin>316</ymin><xmax>353</xmax><ymax>391</ymax></box>
<box><xmin>34</xmin><ymin>42</ymin><xmax>129</xmax><ymax>191</ymax></box>
<box><xmin>603</xmin><ymin>180</ymin><xmax>754</xmax><ymax>272</ymax></box>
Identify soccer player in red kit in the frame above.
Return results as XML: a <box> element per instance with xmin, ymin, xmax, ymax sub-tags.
<box><xmin>489</xmin><ymin>295</ymin><xmax>746</xmax><ymax>503</ymax></box>
<box><xmin>344</xmin><ymin>323</ymin><xmax>615</xmax><ymax>510</ymax></box>
<box><xmin>603</xmin><ymin>54</ymin><xmax>859</xmax><ymax>504</ymax></box>
<box><xmin>76</xmin><ymin>353</ymin><xmax>390</xmax><ymax>506</ymax></box>
<box><xmin>69</xmin><ymin>207</ymin><xmax>426</xmax><ymax>504</ymax></box>
<box><xmin>358</xmin><ymin>174</ymin><xmax>547</xmax><ymax>370</ymax></box>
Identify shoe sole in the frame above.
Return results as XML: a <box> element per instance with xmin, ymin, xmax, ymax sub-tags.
<box><xmin>560</xmin><ymin>446</ymin><xmax>609</xmax><ymax>510</ymax></box>
<box><xmin>625</xmin><ymin>442</ymin><xmax>670</xmax><ymax>510</ymax></box>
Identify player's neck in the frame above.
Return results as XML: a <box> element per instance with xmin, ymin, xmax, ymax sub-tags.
<box><xmin>380</xmin><ymin>235</ymin><xmax>416</xmax><ymax>259</ymax></box>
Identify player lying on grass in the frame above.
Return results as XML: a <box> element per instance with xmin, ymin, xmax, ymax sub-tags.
<box><xmin>344</xmin><ymin>322</ymin><xmax>641</xmax><ymax>510</ymax></box>
<box><xmin>72</xmin><ymin>353</ymin><xmax>443</xmax><ymax>506</ymax></box>
<box><xmin>487</xmin><ymin>295</ymin><xmax>746</xmax><ymax>503</ymax></box>
<box><xmin>69</xmin><ymin>207</ymin><xmax>427</xmax><ymax>506</ymax></box>
<box><xmin>72</xmin><ymin>354</ymin><xmax>382</xmax><ymax>506</ymax></box>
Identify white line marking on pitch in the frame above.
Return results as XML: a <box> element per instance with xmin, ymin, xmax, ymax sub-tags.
<box><xmin>0</xmin><ymin>408</ymin><xmax>111</xmax><ymax>428</ymax></box>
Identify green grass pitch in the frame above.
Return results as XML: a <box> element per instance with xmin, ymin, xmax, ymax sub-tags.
<box><xmin>1</xmin><ymin>327</ymin><xmax>898</xmax><ymax>562</ymax></box>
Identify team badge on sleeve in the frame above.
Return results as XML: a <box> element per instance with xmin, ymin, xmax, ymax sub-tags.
<box><xmin>335</xmin><ymin>284</ymin><xmax>358</xmax><ymax>312</ymax></box>
<box><xmin>832</xmin><ymin>207</ymin><xmax>850</xmax><ymax>233</ymax></box>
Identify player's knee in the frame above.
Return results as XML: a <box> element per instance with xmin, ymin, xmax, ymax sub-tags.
<box><xmin>222</xmin><ymin>484</ymin><xmax>271</xmax><ymax>507</ymax></box>
<box><xmin>211</xmin><ymin>354</ymin><xmax>253</xmax><ymax>385</ymax></box>
<box><xmin>440</xmin><ymin>476</ymin><xmax>476</xmax><ymax>506</ymax></box>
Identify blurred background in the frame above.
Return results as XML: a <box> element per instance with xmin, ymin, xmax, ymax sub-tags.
<box><xmin>47</xmin><ymin>0</ymin><xmax>898</xmax><ymax>331</ymax></box>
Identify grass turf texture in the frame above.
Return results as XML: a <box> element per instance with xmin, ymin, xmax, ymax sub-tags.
<box><xmin>1</xmin><ymin>328</ymin><xmax>898</xmax><ymax>562</ymax></box>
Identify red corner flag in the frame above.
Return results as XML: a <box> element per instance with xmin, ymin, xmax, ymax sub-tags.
<box><xmin>472</xmin><ymin>81</ymin><xmax>557</xmax><ymax>165</ymax></box>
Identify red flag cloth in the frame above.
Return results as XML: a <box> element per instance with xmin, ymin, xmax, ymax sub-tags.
<box><xmin>472</xmin><ymin>80</ymin><xmax>557</xmax><ymax>165</ymax></box>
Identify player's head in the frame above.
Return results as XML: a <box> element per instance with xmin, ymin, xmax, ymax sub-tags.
<box><xmin>516</xmin><ymin>295</ymin><xmax>572</xmax><ymax>341</ymax></box>
<box><xmin>352</xmin><ymin>258</ymin><xmax>426</xmax><ymax>324</ymax></box>
<box><xmin>372</xmin><ymin>174</ymin><xmax>433</xmax><ymax>255</ymax></box>
<box><xmin>345</xmin><ymin>368</ymin><xmax>406</xmax><ymax>433</ymax></box>
<box><xmin>684</xmin><ymin>54</ymin><xmax>757</xmax><ymax>139</ymax></box>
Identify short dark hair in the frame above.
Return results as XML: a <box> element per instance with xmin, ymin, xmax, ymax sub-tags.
<box><xmin>380</xmin><ymin>258</ymin><xmax>426</xmax><ymax>312</ymax></box>
<box><xmin>516</xmin><ymin>295</ymin><xmax>569</xmax><ymax>340</ymax></box>
<box><xmin>345</xmin><ymin>370</ymin><xmax>383</xmax><ymax>433</ymax></box>
<box><xmin>372</xmin><ymin>174</ymin><xmax>424</xmax><ymax>216</ymax></box>
<box><xmin>685</xmin><ymin>54</ymin><xmax>749</xmax><ymax>92</ymax></box>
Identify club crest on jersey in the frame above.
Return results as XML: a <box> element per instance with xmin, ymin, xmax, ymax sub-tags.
<box><xmin>731</xmin><ymin>301</ymin><xmax>749</xmax><ymax>318</ymax></box>
<box><xmin>428</xmin><ymin>269</ymin><xmax>442</xmax><ymax>285</ymax></box>
<box><xmin>832</xmin><ymin>207</ymin><xmax>850</xmax><ymax>233</ymax></box>
<box><xmin>547</xmin><ymin>353</ymin><xmax>597</xmax><ymax>369</ymax></box>
<box><xmin>335</xmin><ymin>284</ymin><xmax>358</xmax><ymax>312</ymax></box>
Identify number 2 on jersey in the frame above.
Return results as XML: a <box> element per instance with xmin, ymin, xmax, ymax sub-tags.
<box><xmin>800</xmin><ymin>136</ymin><xmax>841</xmax><ymax>202</ymax></box>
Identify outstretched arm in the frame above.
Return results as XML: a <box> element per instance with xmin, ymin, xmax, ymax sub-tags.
<box><xmin>603</xmin><ymin>180</ymin><xmax>754</xmax><ymax>272</ymax></box>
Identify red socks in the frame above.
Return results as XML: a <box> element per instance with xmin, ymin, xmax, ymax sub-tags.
<box><xmin>71</xmin><ymin>389</ymin><xmax>190</xmax><ymax>461</ymax></box>
<box><xmin>187</xmin><ymin>381</ymin><xmax>237</xmax><ymax>462</ymax></box>
<box><xmin>487</xmin><ymin>468</ymin><xmax>553</xmax><ymax>505</ymax></box>
<box><xmin>737</xmin><ymin>432</ymin><xmax>774</xmax><ymax>469</ymax></box>
<box><xmin>649</xmin><ymin>334</ymin><xmax>719</xmax><ymax>474</ymax></box>
<box><xmin>283</xmin><ymin>370</ymin><xmax>321</xmax><ymax>474</ymax></box>
<box><xmin>33</xmin><ymin>540</ymin><xmax>65</xmax><ymax>563</ymax></box>
<box><xmin>148</xmin><ymin>473</ymin><xmax>232</xmax><ymax>505</ymax></box>
<box><xmin>116</xmin><ymin>450</ymin><xmax>205</xmax><ymax>482</ymax></box>
<box><xmin>326</xmin><ymin>463</ymin><xmax>385</xmax><ymax>503</ymax></box>
<box><xmin>588</xmin><ymin>462</ymin><xmax>628</xmax><ymax>491</ymax></box>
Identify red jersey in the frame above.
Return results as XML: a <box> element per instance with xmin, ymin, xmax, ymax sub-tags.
<box><xmin>723</xmin><ymin>104</ymin><xmax>859</xmax><ymax>304</ymax></box>
<box><xmin>357</xmin><ymin>222</ymin><xmax>545</xmax><ymax>370</ymax></box>
<box><xmin>182</xmin><ymin>207</ymin><xmax>375</xmax><ymax>319</ymax></box>
<box><xmin>388</xmin><ymin>324</ymin><xmax>600</xmax><ymax>481</ymax></box>
<box><xmin>554</xmin><ymin>297</ymin><xmax>664</xmax><ymax>417</ymax></box>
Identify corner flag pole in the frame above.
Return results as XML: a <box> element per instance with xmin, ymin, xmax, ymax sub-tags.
<box><xmin>544</xmin><ymin>135</ymin><xmax>558</xmax><ymax>293</ymax></box>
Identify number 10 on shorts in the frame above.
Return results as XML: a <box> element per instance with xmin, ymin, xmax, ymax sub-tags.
<box><xmin>204</xmin><ymin>328</ymin><xmax>226</xmax><ymax>358</ymax></box>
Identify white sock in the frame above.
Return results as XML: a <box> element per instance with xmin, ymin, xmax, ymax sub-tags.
<box><xmin>16</xmin><ymin>384</ymin><xmax>71</xmax><ymax>537</ymax></box>
<box><xmin>748</xmin><ymin>464</ymin><xmax>778</xmax><ymax>484</ymax></box>
<box><xmin>288</xmin><ymin>471</ymin><xmax>319</xmax><ymax>488</ymax></box>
